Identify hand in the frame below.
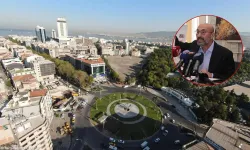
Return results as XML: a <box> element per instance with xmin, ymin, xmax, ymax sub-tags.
<box><xmin>200</xmin><ymin>69</ymin><xmax>213</xmax><ymax>78</ymax></box>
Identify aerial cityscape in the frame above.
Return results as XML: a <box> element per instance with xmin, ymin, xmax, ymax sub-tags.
<box><xmin>1</xmin><ymin>1</ymin><xmax>250</xmax><ymax>150</ymax></box>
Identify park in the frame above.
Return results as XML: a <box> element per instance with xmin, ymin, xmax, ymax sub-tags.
<box><xmin>90</xmin><ymin>92</ymin><xmax>162</xmax><ymax>140</ymax></box>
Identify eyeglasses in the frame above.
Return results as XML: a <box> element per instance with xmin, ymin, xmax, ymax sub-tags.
<box><xmin>195</xmin><ymin>30</ymin><xmax>213</xmax><ymax>35</ymax></box>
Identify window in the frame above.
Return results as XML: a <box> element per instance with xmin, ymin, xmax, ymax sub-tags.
<box><xmin>21</xmin><ymin>139</ymin><xmax>26</xmax><ymax>143</ymax></box>
<box><xmin>30</xmin><ymin>138</ymin><xmax>35</xmax><ymax>142</ymax></box>
<box><xmin>23</xmin><ymin>143</ymin><xmax>28</xmax><ymax>147</ymax></box>
<box><xmin>31</xmin><ymin>142</ymin><xmax>36</xmax><ymax>146</ymax></box>
<box><xmin>29</xmin><ymin>133</ymin><xmax>34</xmax><ymax>137</ymax></box>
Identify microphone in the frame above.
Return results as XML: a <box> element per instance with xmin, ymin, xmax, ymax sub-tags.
<box><xmin>184</xmin><ymin>59</ymin><xmax>193</xmax><ymax>77</ymax></box>
<box><xmin>174</xmin><ymin>50</ymin><xmax>194</xmax><ymax>72</ymax></box>
<box><xmin>191</xmin><ymin>52</ymin><xmax>204</xmax><ymax>76</ymax></box>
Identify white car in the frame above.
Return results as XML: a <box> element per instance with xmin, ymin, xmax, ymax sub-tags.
<box><xmin>174</xmin><ymin>140</ymin><xmax>180</xmax><ymax>144</ymax></box>
<box><xmin>109</xmin><ymin>145</ymin><xmax>117</xmax><ymax>150</ymax></box>
<box><xmin>166</xmin><ymin>113</ymin><xmax>170</xmax><ymax>117</ymax></box>
<box><xmin>118</xmin><ymin>139</ymin><xmax>125</xmax><ymax>144</ymax></box>
<box><xmin>161</xmin><ymin>126</ymin><xmax>165</xmax><ymax>130</ymax></box>
<box><xmin>163</xmin><ymin>130</ymin><xmax>168</xmax><ymax>136</ymax></box>
<box><xmin>109</xmin><ymin>137</ymin><xmax>116</xmax><ymax>142</ymax></box>
<box><xmin>154</xmin><ymin>138</ymin><xmax>160</xmax><ymax>143</ymax></box>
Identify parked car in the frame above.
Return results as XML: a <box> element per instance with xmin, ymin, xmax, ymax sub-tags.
<box><xmin>118</xmin><ymin>140</ymin><xmax>125</xmax><ymax>144</ymax></box>
<box><xmin>154</xmin><ymin>138</ymin><xmax>160</xmax><ymax>143</ymax></box>
<box><xmin>109</xmin><ymin>137</ymin><xmax>116</xmax><ymax>143</ymax></box>
<box><xmin>170</xmin><ymin>119</ymin><xmax>175</xmax><ymax>123</ymax></box>
<box><xmin>174</xmin><ymin>140</ymin><xmax>180</xmax><ymax>145</ymax></box>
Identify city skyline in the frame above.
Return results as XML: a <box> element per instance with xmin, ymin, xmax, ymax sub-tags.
<box><xmin>0</xmin><ymin>0</ymin><xmax>250</xmax><ymax>34</ymax></box>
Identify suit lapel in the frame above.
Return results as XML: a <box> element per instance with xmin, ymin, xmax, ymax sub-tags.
<box><xmin>209</xmin><ymin>42</ymin><xmax>221</xmax><ymax>72</ymax></box>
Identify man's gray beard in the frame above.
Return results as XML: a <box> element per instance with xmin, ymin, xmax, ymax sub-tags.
<box><xmin>197</xmin><ymin>41</ymin><xmax>205</xmax><ymax>46</ymax></box>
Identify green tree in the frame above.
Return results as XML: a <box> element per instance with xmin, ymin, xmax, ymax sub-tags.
<box><xmin>5</xmin><ymin>79</ymin><xmax>12</xmax><ymax>87</ymax></box>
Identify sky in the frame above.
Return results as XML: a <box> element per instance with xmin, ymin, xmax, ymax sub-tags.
<box><xmin>0</xmin><ymin>0</ymin><xmax>250</xmax><ymax>34</ymax></box>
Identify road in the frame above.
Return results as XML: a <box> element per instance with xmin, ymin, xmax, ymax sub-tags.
<box><xmin>70</xmin><ymin>84</ymin><xmax>205</xmax><ymax>150</ymax></box>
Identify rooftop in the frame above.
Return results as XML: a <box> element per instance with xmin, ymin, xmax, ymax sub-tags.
<box><xmin>30</xmin><ymin>89</ymin><xmax>47</xmax><ymax>97</ymax></box>
<box><xmin>0</xmin><ymin>118</ymin><xmax>15</xmax><ymax>146</ymax></box>
<box><xmin>186</xmin><ymin>141</ymin><xmax>214</xmax><ymax>150</ymax></box>
<box><xmin>224</xmin><ymin>81</ymin><xmax>250</xmax><ymax>99</ymax></box>
<box><xmin>205</xmin><ymin>118</ymin><xmax>250</xmax><ymax>150</ymax></box>
<box><xmin>36</xmin><ymin>59</ymin><xmax>54</xmax><ymax>65</ymax></box>
<box><xmin>78</xmin><ymin>57</ymin><xmax>104</xmax><ymax>65</ymax></box>
<box><xmin>12</xmin><ymin>74</ymin><xmax>35</xmax><ymax>82</ymax></box>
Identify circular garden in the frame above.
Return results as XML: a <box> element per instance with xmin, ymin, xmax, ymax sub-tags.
<box><xmin>90</xmin><ymin>92</ymin><xmax>162</xmax><ymax>140</ymax></box>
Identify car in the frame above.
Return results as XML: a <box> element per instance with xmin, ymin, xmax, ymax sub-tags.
<box><xmin>109</xmin><ymin>142</ymin><xmax>116</xmax><ymax>146</ymax></box>
<box><xmin>171</xmin><ymin>105</ymin><xmax>176</xmax><ymax>108</ymax></box>
<box><xmin>163</xmin><ymin>115</ymin><xmax>167</xmax><ymax>119</ymax></box>
<box><xmin>174</xmin><ymin>140</ymin><xmax>180</xmax><ymax>145</ymax></box>
<box><xmin>163</xmin><ymin>132</ymin><xmax>168</xmax><ymax>136</ymax></box>
<box><xmin>109</xmin><ymin>145</ymin><xmax>117</xmax><ymax>150</ymax></box>
<box><xmin>109</xmin><ymin>137</ymin><xmax>116</xmax><ymax>142</ymax></box>
<box><xmin>118</xmin><ymin>140</ymin><xmax>125</xmax><ymax>144</ymax></box>
<box><xmin>154</xmin><ymin>138</ymin><xmax>160</xmax><ymax>143</ymax></box>
<box><xmin>166</xmin><ymin>113</ymin><xmax>170</xmax><ymax>117</ymax></box>
<box><xmin>170</xmin><ymin>119</ymin><xmax>175</xmax><ymax>123</ymax></box>
<box><xmin>161</xmin><ymin>126</ymin><xmax>165</xmax><ymax>130</ymax></box>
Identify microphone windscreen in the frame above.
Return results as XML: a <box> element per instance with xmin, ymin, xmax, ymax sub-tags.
<box><xmin>172</xmin><ymin>46</ymin><xmax>181</xmax><ymax>57</ymax></box>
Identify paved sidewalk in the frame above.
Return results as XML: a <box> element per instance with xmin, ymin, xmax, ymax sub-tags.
<box><xmin>146</xmin><ymin>88</ymin><xmax>197</xmax><ymax>123</ymax></box>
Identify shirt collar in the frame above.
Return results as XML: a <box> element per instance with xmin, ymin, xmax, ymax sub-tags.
<box><xmin>199</xmin><ymin>41</ymin><xmax>214</xmax><ymax>53</ymax></box>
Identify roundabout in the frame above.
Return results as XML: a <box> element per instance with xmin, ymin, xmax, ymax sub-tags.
<box><xmin>90</xmin><ymin>92</ymin><xmax>162</xmax><ymax>140</ymax></box>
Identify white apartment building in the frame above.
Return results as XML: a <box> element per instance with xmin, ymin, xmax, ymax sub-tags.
<box><xmin>1</xmin><ymin>89</ymin><xmax>53</xmax><ymax>150</ymax></box>
<box><xmin>32</xmin><ymin>60</ymin><xmax>56</xmax><ymax>84</ymax></box>
<box><xmin>101</xmin><ymin>44</ymin><xmax>114</xmax><ymax>56</ymax></box>
<box><xmin>1</xmin><ymin>57</ymin><xmax>24</xmax><ymax>71</ymax></box>
<box><xmin>8</xmin><ymin>68</ymin><xmax>36</xmax><ymax>78</ymax></box>
<box><xmin>24</xmin><ymin>54</ymin><xmax>45</xmax><ymax>68</ymax></box>
<box><xmin>57</xmin><ymin>18</ymin><xmax>68</xmax><ymax>39</ymax></box>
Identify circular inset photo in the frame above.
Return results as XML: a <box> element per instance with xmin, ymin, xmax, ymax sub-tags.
<box><xmin>172</xmin><ymin>15</ymin><xmax>243</xmax><ymax>86</ymax></box>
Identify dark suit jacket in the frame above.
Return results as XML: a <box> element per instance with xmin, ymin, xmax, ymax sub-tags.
<box><xmin>175</xmin><ymin>36</ymin><xmax>235</xmax><ymax>80</ymax></box>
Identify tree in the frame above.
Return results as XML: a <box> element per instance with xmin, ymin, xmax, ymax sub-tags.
<box><xmin>5</xmin><ymin>79</ymin><xmax>12</xmax><ymax>87</ymax></box>
<box><xmin>230</xmin><ymin>107</ymin><xmax>240</xmax><ymax>123</ymax></box>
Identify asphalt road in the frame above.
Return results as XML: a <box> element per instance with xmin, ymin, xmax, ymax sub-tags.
<box><xmin>70</xmin><ymin>85</ymin><xmax>205</xmax><ymax>150</ymax></box>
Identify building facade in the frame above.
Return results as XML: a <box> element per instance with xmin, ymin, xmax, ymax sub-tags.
<box><xmin>57</xmin><ymin>18</ymin><xmax>68</xmax><ymax>39</ymax></box>
<box><xmin>35</xmin><ymin>26</ymin><xmax>46</xmax><ymax>43</ymax></box>
<box><xmin>51</xmin><ymin>29</ymin><xmax>56</xmax><ymax>39</ymax></box>
<box><xmin>32</xmin><ymin>60</ymin><xmax>56</xmax><ymax>83</ymax></box>
<box><xmin>1</xmin><ymin>89</ymin><xmax>53</xmax><ymax>150</ymax></box>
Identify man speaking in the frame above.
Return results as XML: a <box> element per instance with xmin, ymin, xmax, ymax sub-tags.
<box><xmin>175</xmin><ymin>23</ymin><xmax>235</xmax><ymax>81</ymax></box>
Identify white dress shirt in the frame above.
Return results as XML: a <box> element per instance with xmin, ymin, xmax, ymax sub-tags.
<box><xmin>198</xmin><ymin>41</ymin><xmax>215</xmax><ymax>77</ymax></box>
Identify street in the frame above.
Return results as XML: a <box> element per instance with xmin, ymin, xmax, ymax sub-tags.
<box><xmin>69</xmin><ymin>84</ymin><xmax>204</xmax><ymax>150</ymax></box>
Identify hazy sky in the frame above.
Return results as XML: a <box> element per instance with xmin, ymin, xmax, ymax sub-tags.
<box><xmin>0</xmin><ymin>0</ymin><xmax>250</xmax><ymax>34</ymax></box>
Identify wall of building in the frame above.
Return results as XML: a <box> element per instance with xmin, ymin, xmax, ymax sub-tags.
<box><xmin>18</xmin><ymin>120</ymin><xmax>52</xmax><ymax>150</ymax></box>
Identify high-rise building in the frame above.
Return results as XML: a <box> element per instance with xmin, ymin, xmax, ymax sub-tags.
<box><xmin>124</xmin><ymin>39</ymin><xmax>130</xmax><ymax>55</ymax></box>
<box><xmin>57</xmin><ymin>18</ymin><xmax>68</xmax><ymax>39</ymax></box>
<box><xmin>51</xmin><ymin>29</ymin><xmax>56</xmax><ymax>39</ymax></box>
<box><xmin>35</xmin><ymin>26</ymin><xmax>46</xmax><ymax>43</ymax></box>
